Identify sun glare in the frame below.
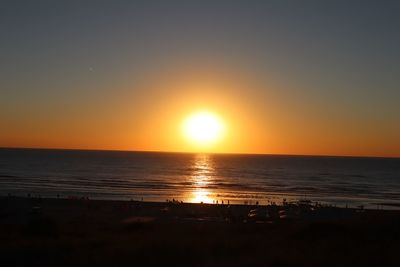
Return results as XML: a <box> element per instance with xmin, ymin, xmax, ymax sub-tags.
<box><xmin>183</xmin><ymin>111</ymin><xmax>224</xmax><ymax>145</ymax></box>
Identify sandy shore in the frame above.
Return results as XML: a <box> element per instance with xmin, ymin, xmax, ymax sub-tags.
<box><xmin>1</xmin><ymin>196</ymin><xmax>399</xmax><ymax>266</ymax></box>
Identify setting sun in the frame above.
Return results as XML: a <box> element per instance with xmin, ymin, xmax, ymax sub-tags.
<box><xmin>183</xmin><ymin>111</ymin><xmax>224</xmax><ymax>145</ymax></box>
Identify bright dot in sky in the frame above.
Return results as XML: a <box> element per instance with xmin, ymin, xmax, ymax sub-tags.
<box><xmin>183</xmin><ymin>111</ymin><xmax>224</xmax><ymax>145</ymax></box>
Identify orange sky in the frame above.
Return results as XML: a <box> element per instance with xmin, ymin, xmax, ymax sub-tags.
<box><xmin>1</xmin><ymin>2</ymin><xmax>400</xmax><ymax>158</ymax></box>
<box><xmin>1</xmin><ymin>65</ymin><xmax>399</xmax><ymax>158</ymax></box>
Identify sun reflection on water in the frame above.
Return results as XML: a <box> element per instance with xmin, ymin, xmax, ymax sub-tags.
<box><xmin>191</xmin><ymin>188</ymin><xmax>213</xmax><ymax>203</ymax></box>
<box><xmin>186</xmin><ymin>154</ymin><xmax>215</xmax><ymax>203</ymax></box>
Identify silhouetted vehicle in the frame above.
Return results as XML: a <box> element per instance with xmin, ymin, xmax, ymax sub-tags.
<box><xmin>247</xmin><ymin>208</ymin><xmax>269</xmax><ymax>222</ymax></box>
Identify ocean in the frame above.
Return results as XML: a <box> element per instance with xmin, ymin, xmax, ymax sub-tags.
<box><xmin>0</xmin><ymin>148</ymin><xmax>399</xmax><ymax>209</ymax></box>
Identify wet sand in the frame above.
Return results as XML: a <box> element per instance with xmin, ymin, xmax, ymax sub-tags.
<box><xmin>1</xmin><ymin>196</ymin><xmax>400</xmax><ymax>266</ymax></box>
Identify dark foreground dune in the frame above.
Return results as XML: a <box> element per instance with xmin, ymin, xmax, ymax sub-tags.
<box><xmin>1</xmin><ymin>197</ymin><xmax>400</xmax><ymax>267</ymax></box>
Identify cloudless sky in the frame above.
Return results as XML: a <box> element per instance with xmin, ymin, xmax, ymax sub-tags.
<box><xmin>1</xmin><ymin>0</ymin><xmax>399</xmax><ymax>157</ymax></box>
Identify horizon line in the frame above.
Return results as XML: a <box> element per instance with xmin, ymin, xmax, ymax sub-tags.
<box><xmin>1</xmin><ymin>146</ymin><xmax>399</xmax><ymax>159</ymax></box>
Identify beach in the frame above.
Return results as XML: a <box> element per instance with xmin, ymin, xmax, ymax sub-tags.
<box><xmin>1</xmin><ymin>196</ymin><xmax>399</xmax><ymax>267</ymax></box>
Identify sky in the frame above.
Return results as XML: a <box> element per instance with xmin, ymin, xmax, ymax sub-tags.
<box><xmin>1</xmin><ymin>0</ymin><xmax>399</xmax><ymax>157</ymax></box>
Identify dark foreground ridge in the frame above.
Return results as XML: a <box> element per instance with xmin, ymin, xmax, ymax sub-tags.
<box><xmin>1</xmin><ymin>196</ymin><xmax>400</xmax><ymax>267</ymax></box>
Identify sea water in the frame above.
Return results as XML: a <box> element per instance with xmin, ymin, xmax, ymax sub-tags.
<box><xmin>0</xmin><ymin>148</ymin><xmax>399</xmax><ymax>209</ymax></box>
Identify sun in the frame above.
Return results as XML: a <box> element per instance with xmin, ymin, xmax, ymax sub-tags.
<box><xmin>183</xmin><ymin>111</ymin><xmax>224</xmax><ymax>145</ymax></box>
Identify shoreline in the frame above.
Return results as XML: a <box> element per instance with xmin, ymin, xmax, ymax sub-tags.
<box><xmin>3</xmin><ymin>192</ymin><xmax>400</xmax><ymax>211</ymax></box>
<box><xmin>2</xmin><ymin>195</ymin><xmax>400</xmax><ymax>225</ymax></box>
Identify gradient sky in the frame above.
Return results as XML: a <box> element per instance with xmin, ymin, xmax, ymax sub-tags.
<box><xmin>1</xmin><ymin>0</ymin><xmax>399</xmax><ymax>157</ymax></box>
